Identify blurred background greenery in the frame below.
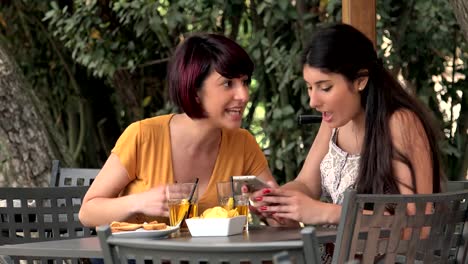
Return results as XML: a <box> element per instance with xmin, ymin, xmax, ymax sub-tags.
<box><xmin>0</xmin><ymin>0</ymin><xmax>466</xmax><ymax>185</ymax></box>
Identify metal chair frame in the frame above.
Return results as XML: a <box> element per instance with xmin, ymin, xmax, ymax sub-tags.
<box><xmin>97</xmin><ymin>225</ymin><xmax>317</xmax><ymax>264</ymax></box>
<box><xmin>0</xmin><ymin>186</ymin><xmax>93</xmax><ymax>263</ymax></box>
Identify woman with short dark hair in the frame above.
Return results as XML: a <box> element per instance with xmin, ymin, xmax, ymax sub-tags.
<box><xmin>79</xmin><ymin>33</ymin><xmax>276</xmax><ymax>227</ymax></box>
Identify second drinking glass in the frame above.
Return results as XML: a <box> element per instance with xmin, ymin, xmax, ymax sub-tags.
<box><xmin>216</xmin><ymin>181</ymin><xmax>249</xmax><ymax>229</ymax></box>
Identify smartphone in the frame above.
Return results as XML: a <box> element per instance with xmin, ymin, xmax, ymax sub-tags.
<box><xmin>232</xmin><ymin>175</ymin><xmax>270</xmax><ymax>192</ymax></box>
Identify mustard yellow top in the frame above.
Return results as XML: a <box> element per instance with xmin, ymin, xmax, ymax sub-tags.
<box><xmin>111</xmin><ymin>114</ymin><xmax>267</xmax><ymax>222</ymax></box>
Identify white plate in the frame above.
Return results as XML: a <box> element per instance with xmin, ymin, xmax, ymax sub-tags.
<box><xmin>112</xmin><ymin>225</ymin><xmax>179</xmax><ymax>238</ymax></box>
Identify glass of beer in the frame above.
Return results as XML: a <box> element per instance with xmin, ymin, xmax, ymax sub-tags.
<box><xmin>166</xmin><ymin>183</ymin><xmax>199</xmax><ymax>228</ymax></box>
<box><xmin>216</xmin><ymin>181</ymin><xmax>249</xmax><ymax>228</ymax></box>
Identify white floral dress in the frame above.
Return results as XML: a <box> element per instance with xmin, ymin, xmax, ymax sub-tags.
<box><xmin>320</xmin><ymin>128</ymin><xmax>360</xmax><ymax>205</ymax></box>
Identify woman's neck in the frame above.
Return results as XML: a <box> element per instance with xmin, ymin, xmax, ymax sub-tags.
<box><xmin>350</xmin><ymin>109</ymin><xmax>366</xmax><ymax>136</ymax></box>
<box><xmin>171</xmin><ymin>114</ymin><xmax>222</xmax><ymax>154</ymax></box>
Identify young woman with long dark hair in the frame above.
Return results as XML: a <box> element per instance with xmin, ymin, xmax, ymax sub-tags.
<box><xmin>253</xmin><ymin>23</ymin><xmax>444</xmax><ymax>225</ymax></box>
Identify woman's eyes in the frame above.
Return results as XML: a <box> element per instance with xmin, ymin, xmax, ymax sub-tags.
<box><xmin>223</xmin><ymin>79</ymin><xmax>250</xmax><ymax>88</ymax></box>
<box><xmin>223</xmin><ymin>80</ymin><xmax>233</xmax><ymax>87</ymax></box>
<box><xmin>321</xmin><ymin>85</ymin><xmax>332</xmax><ymax>92</ymax></box>
<box><xmin>307</xmin><ymin>85</ymin><xmax>333</xmax><ymax>92</ymax></box>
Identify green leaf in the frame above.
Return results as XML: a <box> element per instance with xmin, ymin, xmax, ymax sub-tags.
<box><xmin>275</xmin><ymin>159</ymin><xmax>284</xmax><ymax>170</ymax></box>
<box><xmin>272</xmin><ymin>108</ymin><xmax>282</xmax><ymax>119</ymax></box>
<box><xmin>278</xmin><ymin>1</ymin><xmax>288</xmax><ymax>11</ymax></box>
<box><xmin>282</xmin><ymin>105</ymin><xmax>294</xmax><ymax>116</ymax></box>
<box><xmin>142</xmin><ymin>96</ymin><xmax>152</xmax><ymax>107</ymax></box>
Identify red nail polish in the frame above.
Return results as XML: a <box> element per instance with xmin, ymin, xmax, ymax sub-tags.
<box><xmin>262</xmin><ymin>189</ymin><xmax>271</xmax><ymax>194</ymax></box>
<box><xmin>255</xmin><ymin>196</ymin><xmax>263</xmax><ymax>201</ymax></box>
<box><xmin>260</xmin><ymin>206</ymin><xmax>267</xmax><ymax>211</ymax></box>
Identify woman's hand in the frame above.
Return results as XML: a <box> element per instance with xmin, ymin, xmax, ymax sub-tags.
<box><xmin>251</xmin><ymin>187</ymin><xmax>329</xmax><ymax>225</ymax></box>
<box><xmin>135</xmin><ymin>185</ymin><xmax>169</xmax><ymax>217</ymax></box>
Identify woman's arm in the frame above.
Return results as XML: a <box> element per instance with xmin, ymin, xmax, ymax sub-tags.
<box><xmin>79</xmin><ymin>154</ymin><xmax>169</xmax><ymax>227</ymax></box>
<box><xmin>389</xmin><ymin>110</ymin><xmax>434</xmax><ymax>195</ymax></box>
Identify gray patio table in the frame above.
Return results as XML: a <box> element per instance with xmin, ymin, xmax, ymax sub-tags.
<box><xmin>0</xmin><ymin>226</ymin><xmax>337</xmax><ymax>259</ymax></box>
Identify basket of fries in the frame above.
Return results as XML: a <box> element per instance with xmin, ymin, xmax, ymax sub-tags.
<box><xmin>185</xmin><ymin>206</ymin><xmax>246</xmax><ymax>236</ymax></box>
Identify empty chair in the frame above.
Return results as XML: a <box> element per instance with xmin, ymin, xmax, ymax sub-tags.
<box><xmin>0</xmin><ymin>186</ymin><xmax>94</xmax><ymax>263</ymax></box>
<box><xmin>50</xmin><ymin>159</ymin><xmax>100</xmax><ymax>187</ymax></box>
<box><xmin>332</xmin><ymin>189</ymin><xmax>468</xmax><ymax>264</ymax></box>
<box><xmin>97</xmin><ymin>225</ymin><xmax>312</xmax><ymax>264</ymax></box>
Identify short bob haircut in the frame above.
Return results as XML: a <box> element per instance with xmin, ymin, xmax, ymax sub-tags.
<box><xmin>167</xmin><ymin>33</ymin><xmax>254</xmax><ymax>119</ymax></box>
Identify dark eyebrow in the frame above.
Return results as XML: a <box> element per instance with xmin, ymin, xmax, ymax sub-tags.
<box><xmin>314</xmin><ymin>80</ymin><xmax>331</xmax><ymax>85</ymax></box>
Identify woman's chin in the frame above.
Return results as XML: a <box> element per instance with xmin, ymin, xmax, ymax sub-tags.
<box><xmin>221</xmin><ymin>119</ymin><xmax>242</xmax><ymax>130</ymax></box>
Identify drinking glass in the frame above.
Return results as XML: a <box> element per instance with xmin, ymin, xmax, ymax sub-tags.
<box><xmin>166</xmin><ymin>183</ymin><xmax>199</xmax><ymax>228</ymax></box>
<box><xmin>216</xmin><ymin>181</ymin><xmax>249</xmax><ymax>228</ymax></box>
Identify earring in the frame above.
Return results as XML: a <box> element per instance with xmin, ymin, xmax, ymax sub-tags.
<box><xmin>359</xmin><ymin>87</ymin><xmax>364</xmax><ymax>91</ymax></box>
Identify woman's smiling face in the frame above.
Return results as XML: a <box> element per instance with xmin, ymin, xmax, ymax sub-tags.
<box><xmin>197</xmin><ymin>70</ymin><xmax>250</xmax><ymax>129</ymax></box>
<box><xmin>303</xmin><ymin>65</ymin><xmax>365</xmax><ymax>128</ymax></box>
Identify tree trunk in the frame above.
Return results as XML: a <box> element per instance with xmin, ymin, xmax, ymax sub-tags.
<box><xmin>0</xmin><ymin>45</ymin><xmax>55</xmax><ymax>187</ymax></box>
<box><xmin>450</xmin><ymin>0</ymin><xmax>468</xmax><ymax>42</ymax></box>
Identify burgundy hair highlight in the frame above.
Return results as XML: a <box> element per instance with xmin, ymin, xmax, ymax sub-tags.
<box><xmin>168</xmin><ymin>33</ymin><xmax>254</xmax><ymax>119</ymax></box>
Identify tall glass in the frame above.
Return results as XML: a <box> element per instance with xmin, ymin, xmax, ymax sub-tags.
<box><xmin>166</xmin><ymin>183</ymin><xmax>199</xmax><ymax>228</ymax></box>
<box><xmin>216</xmin><ymin>181</ymin><xmax>249</xmax><ymax>228</ymax></box>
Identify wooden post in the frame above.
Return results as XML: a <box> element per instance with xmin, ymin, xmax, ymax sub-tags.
<box><xmin>342</xmin><ymin>0</ymin><xmax>376</xmax><ymax>47</ymax></box>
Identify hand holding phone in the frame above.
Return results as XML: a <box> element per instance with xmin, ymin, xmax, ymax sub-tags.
<box><xmin>232</xmin><ymin>175</ymin><xmax>270</xmax><ymax>192</ymax></box>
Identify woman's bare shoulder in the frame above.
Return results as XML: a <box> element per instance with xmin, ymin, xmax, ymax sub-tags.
<box><xmin>389</xmin><ymin>109</ymin><xmax>430</xmax><ymax>156</ymax></box>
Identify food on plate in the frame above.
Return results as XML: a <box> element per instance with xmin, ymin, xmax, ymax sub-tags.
<box><xmin>197</xmin><ymin>206</ymin><xmax>239</xmax><ymax>219</ymax></box>
<box><xmin>110</xmin><ymin>221</ymin><xmax>142</xmax><ymax>232</ymax></box>
<box><xmin>110</xmin><ymin>220</ymin><xmax>167</xmax><ymax>233</ymax></box>
<box><xmin>143</xmin><ymin>221</ymin><xmax>167</xmax><ymax>230</ymax></box>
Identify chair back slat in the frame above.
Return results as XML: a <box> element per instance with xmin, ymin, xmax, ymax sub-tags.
<box><xmin>50</xmin><ymin>159</ymin><xmax>100</xmax><ymax>187</ymax></box>
<box><xmin>447</xmin><ymin>180</ymin><xmax>468</xmax><ymax>192</ymax></box>
<box><xmin>334</xmin><ymin>188</ymin><xmax>358</xmax><ymax>262</ymax></box>
<box><xmin>332</xmin><ymin>189</ymin><xmax>468</xmax><ymax>264</ymax></box>
<box><xmin>0</xmin><ymin>186</ymin><xmax>93</xmax><ymax>264</ymax></box>
<box><xmin>300</xmin><ymin>227</ymin><xmax>321</xmax><ymax>264</ymax></box>
<box><xmin>458</xmin><ymin>215</ymin><xmax>468</xmax><ymax>263</ymax></box>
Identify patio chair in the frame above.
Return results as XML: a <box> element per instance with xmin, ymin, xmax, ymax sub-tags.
<box><xmin>97</xmin><ymin>225</ymin><xmax>312</xmax><ymax>264</ymax></box>
<box><xmin>0</xmin><ymin>186</ymin><xmax>94</xmax><ymax>263</ymax></box>
<box><xmin>50</xmin><ymin>159</ymin><xmax>100</xmax><ymax>187</ymax></box>
<box><xmin>332</xmin><ymin>189</ymin><xmax>468</xmax><ymax>264</ymax></box>
<box><xmin>272</xmin><ymin>227</ymin><xmax>321</xmax><ymax>264</ymax></box>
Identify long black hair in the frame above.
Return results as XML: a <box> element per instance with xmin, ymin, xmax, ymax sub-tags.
<box><xmin>301</xmin><ymin>23</ymin><xmax>443</xmax><ymax>194</ymax></box>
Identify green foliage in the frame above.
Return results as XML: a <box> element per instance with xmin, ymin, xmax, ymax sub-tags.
<box><xmin>1</xmin><ymin>0</ymin><xmax>466</xmax><ymax>180</ymax></box>
<box><xmin>44</xmin><ymin>0</ymin><xmax>171</xmax><ymax>78</ymax></box>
